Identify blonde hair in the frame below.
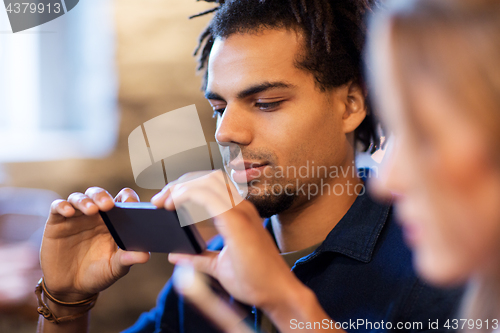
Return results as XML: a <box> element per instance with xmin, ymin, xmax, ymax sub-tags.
<box><xmin>368</xmin><ymin>0</ymin><xmax>500</xmax><ymax>331</ymax></box>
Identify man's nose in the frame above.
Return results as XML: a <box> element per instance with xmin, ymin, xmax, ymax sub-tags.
<box><xmin>215</xmin><ymin>104</ymin><xmax>253</xmax><ymax>147</ymax></box>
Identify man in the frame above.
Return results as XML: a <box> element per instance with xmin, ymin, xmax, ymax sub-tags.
<box><xmin>36</xmin><ymin>1</ymin><xmax>462</xmax><ymax>332</ymax></box>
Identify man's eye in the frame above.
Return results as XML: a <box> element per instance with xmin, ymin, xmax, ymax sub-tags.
<box><xmin>212</xmin><ymin>108</ymin><xmax>225</xmax><ymax>118</ymax></box>
<box><xmin>255</xmin><ymin>101</ymin><xmax>283</xmax><ymax>111</ymax></box>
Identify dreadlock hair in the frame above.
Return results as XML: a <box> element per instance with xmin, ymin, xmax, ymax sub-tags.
<box><xmin>191</xmin><ymin>0</ymin><xmax>382</xmax><ymax>152</ymax></box>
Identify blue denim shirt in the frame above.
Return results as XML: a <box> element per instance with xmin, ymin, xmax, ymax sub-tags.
<box><xmin>124</xmin><ymin>192</ymin><xmax>463</xmax><ymax>333</ymax></box>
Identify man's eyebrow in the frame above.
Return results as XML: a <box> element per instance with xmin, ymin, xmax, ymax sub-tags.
<box><xmin>236</xmin><ymin>82</ymin><xmax>295</xmax><ymax>99</ymax></box>
<box><xmin>204</xmin><ymin>91</ymin><xmax>224</xmax><ymax>100</ymax></box>
<box><xmin>204</xmin><ymin>82</ymin><xmax>295</xmax><ymax>101</ymax></box>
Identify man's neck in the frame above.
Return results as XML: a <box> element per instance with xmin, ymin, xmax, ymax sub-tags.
<box><xmin>271</xmin><ymin>164</ymin><xmax>363</xmax><ymax>253</ymax></box>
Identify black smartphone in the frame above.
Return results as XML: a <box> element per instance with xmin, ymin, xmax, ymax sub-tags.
<box><xmin>99</xmin><ymin>202</ymin><xmax>206</xmax><ymax>254</ymax></box>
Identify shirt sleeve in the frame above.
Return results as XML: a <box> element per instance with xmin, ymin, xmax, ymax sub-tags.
<box><xmin>121</xmin><ymin>279</ymin><xmax>181</xmax><ymax>333</ymax></box>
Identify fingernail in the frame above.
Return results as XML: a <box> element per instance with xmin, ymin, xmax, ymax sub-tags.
<box><xmin>86</xmin><ymin>202</ymin><xmax>94</xmax><ymax>208</ymax></box>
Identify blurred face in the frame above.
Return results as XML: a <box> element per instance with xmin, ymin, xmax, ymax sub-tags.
<box><xmin>205</xmin><ymin>29</ymin><xmax>361</xmax><ymax>218</ymax></box>
<box><xmin>372</xmin><ymin>33</ymin><xmax>500</xmax><ymax>286</ymax></box>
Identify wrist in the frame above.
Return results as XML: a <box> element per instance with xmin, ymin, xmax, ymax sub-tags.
<box><xmin>43</xmin><ymin>294</ymin><xmax>92</xmax><ymax>318</ymax></box>
<box><xmin>43</xmin><ymin>278</ymin><xmax>96</xmax><ymax>303</ymax></box>
<box><xmin>35</xmin><ymin>278</ymin><xmax>97</xmax><ymax>325</ymax></box>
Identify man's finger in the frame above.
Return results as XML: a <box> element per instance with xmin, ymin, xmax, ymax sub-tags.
<box><xmin>67</xmin><ymin>193</ymin><xmax>99</xmax><ymax>216</ymax></box>
<box><xmin>151</xmin><ymin>171</ymin><xmax>216</xmax><ymax>208</ymax></box>
<box><xmin>112</xmin><ymin>249</ymin><xmax>151</xmax><ymax>279</ymax></box>
<box><xmin>167</xmin><ymin>170</ymin><xmax>234</xmax><ymax>212</ymax></box>
<box><xmin>168</xmin><ymin>251</ymin><xmax>220</xmax><ymax>278</ymax></box>
<box><xmin>85</xmin><ymin>187</ymin><xmax>115</xmax><ymax>211</ymax></box>
<box><xmin>157</xmin><ymin>170</ymin><xmax>264</xmax><ymax>244</ymax></box>
<box><xmin>49</xmin><ymin>199</ymin><xmax>75</xmax><ymax>218</ymax></box>
<box><xmin>115</xmin><ymin>188</ymin><xmax>140</xmax><ymax>203</ymax></box>
<box><xmin>167</xmin><ymin>182</ymin><xmax>264</xmax><ymax>245</ymax></box>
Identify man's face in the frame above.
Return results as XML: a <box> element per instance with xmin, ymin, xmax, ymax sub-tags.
<box><xmin>206</xmin><ymin>29</ymin><xmax>352</xmax><ymax>217</ymax></box>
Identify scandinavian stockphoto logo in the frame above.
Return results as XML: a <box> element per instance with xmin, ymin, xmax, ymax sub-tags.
<box><xmin>3</xmin><ymin>0</ymin><xmax>79</xmax><ymax>33</ymax></box>
<box><xmin>128</xmin><ymin>105</ymin><xmax>247</xmax><ymax>226</ymax></box>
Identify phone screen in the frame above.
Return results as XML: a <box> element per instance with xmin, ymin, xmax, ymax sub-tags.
<box><xmin>99</xmin><ymin>202</ymin><xmax>206</xmax><ymax>254</ymax></box>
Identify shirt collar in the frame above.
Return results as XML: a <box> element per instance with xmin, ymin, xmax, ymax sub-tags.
<box><xmin>265</xmin><ymin>192</ymin><xmax>392</xmax><ymax>264</ymax></box>
<box><xmin>316</xmin><ymin>192</ymin><xmax>392</xmax><ymax>263</ymax></box>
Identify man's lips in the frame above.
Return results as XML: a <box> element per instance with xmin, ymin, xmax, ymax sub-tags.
<box><xmin>228</xmin><ymin>161</ymin><xmax>269</xmax><ymax>183</ymax></box>
<box><xmin>227</xmin><ymin>159</ymin><xmax>267</xmax><ymax>170</ymax></box>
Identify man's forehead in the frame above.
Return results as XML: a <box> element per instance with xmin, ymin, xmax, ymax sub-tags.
<box><xmin>206</xmin><ymin>30</ymin><xmax>307</xmax><ymax>96</ymax></box>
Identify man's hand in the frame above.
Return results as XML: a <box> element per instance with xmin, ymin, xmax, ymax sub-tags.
<box><xmin>152</xmin><ymin>171</ymin><xmax>340</xmax><ymax>332</ymax></box>
<box><xmin>151</xmin><ymin>171</ymin><xmax>311</xmax><ymax>312</ymax></box>
<box><xmin>40</xmin><ymin>187</ymin><xmax>150</xmax><ymax>302</ymax></box>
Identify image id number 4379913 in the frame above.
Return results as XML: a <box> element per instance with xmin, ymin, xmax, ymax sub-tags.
<box><xmin>6</xmin><ymin>2</ymin><xmax>61</xmax><ymax>14</ymax></box>
<box><xmin>444</xmin><ymin>319</ymin><xmax>499</xmax><ymax>331</ymax></box>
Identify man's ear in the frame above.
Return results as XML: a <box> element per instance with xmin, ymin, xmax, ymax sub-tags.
<box><xmin>342</xmin><ymin>81</ymin><xmax>367</xmax><ymax>134</ymax></box>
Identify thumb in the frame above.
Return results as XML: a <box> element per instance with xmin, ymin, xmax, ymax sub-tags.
<box><xmin>168</xmin><ymin>251</ymin><xmax>219</xmax><ymax>278</ymax></box>
<box><xmin>112</xmin><ymin>250</ymin><xmax>151</xmax><ymax>277</ymax></box>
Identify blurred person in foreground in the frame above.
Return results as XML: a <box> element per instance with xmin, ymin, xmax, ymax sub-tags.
<box><xmin>366</xmin><ymin>0</ymin><xmax>500</xmax><ymax>331</ymax></box>
<box><xmin>36</xmin><ymin>1</ymin><xmax>461</xmax><ymax>333</ymax></box>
